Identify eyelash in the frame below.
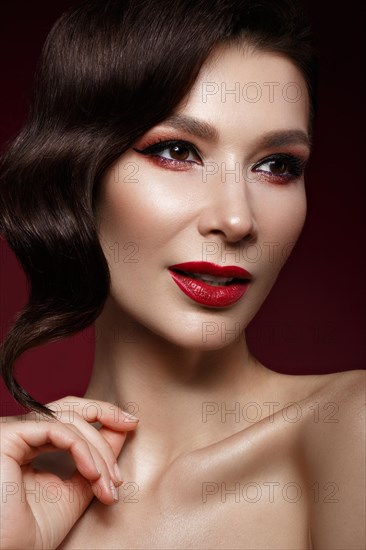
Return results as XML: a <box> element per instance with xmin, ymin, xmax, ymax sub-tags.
<box><xmin>133</xmin><ymin>139</ymin><xmax>201</xmax><ymax>170</ymax></box>
<box><xmin>132</xmin><ymin>138</ymin><xmax>307</xmax><ymax>183</ymax></box>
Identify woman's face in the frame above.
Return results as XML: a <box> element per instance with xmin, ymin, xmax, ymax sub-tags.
<box><xmin>95</xmin><ymin>45</ymin><xmax>310</xmax><ymax>349</ymax></box>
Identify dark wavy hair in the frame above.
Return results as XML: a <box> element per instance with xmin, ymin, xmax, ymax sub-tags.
<box><xmin>0</xmin><ymin>0</ymin><xmax>317</xmax><ymax>415</ymax></box>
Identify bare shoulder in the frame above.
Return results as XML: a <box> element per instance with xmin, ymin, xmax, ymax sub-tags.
<box><xmin>259</xmin><ymin>366</ymin><xmax>365</xmax><ymax>424</ymax></box>
<box><xmin>297</xmin><ymin>368</ymin><xmax>365</xmax><ymax>471</ymax></box>
<box><xmin>302</xmin><ymin>369</ymin><xmax>365</xmax><ymax>439</ymax></box>
<box><xmin>310</xmin><ymin>368</ymin><xmax>365</xmax><ymax>403</ymax></box>
<box><xmin>299</xmin><ymin>370</ymin><xmax>366</xmax><ymax>549</ymax></box>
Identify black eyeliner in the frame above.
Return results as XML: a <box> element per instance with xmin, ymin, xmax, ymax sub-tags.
<box><xmin>133</xmin><ymin>139</ymin><xmax>200</xmax><ymax>157</ymax></box>
<box><xmin>253</xmin><ymin>153</ymin><xmax>307</xmax><ymax>178</ymax></box>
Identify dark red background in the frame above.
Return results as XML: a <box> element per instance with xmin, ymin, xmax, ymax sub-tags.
<box><xmin>1</xmin><ymin>0</ymin><xmax>365</xmax><ymax>416</ymax></box>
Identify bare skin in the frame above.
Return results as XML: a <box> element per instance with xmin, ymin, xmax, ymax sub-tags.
<box><xmin>58</xmin><ymin>369</ymin><xmax>365</xmax><ymax>550</ymax></box>
<box><xmin>1</xmin><ymin>46</ymin><xmax>365</xmax><ymax>549</ymax></box>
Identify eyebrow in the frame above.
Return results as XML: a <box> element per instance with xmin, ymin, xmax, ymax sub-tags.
<box><xmin>258</xmin><ymin>129</ymin><xmax>312</xmax><ymax>151</ymax></box>
<box><xmin>160</xmin><ymin>114</ymin><xmax>219</xmax><ymax>141</ymax></box>
<box><xmin>159</xmin><ymin>114</ymin><xmax>311</xmax><ymax>151</ymax></box>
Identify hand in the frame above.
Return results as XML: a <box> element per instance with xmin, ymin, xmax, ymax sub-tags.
<box><xmin>0</xmin><ymin>396</ymin><xmax>138</xmax><ymax>549</ymax></box>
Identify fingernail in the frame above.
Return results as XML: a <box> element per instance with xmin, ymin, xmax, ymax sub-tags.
<box><xmin>114</xmin><ymin>463</ymin><xmax>123</xmax><ymax>484</ymax></box>
<box><xmin>94</xmin><ymin>461</ymin><xmax>101</xmax><ymax>476</ymax></box>
<box><xmin>110</xmin><ymin>480</ymin><xmax>119</xmax><ymax>501</ymax></box>
<box><xmin>124</xmin><ymin>412</ymin><xmax>139</xmax><ymax>422</ymax></box>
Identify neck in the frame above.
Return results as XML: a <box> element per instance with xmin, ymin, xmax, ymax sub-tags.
<box><xmin>84</xmin><ymin>307</ymin><xmax>270</xmax><ymax>483</ymax></box>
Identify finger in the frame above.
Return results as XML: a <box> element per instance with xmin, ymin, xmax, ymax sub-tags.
<box><xmin>5</xmin><ymin>421</ymin><xmax>121</xmax><ymax>504</ymax></box>
<box><xmin>57</xmin><ymin>411</ymin><xmax>125</xmax><ymax>486</ymax></box>
<box><xmin>19</xmin><ymin>397</ymin><xmax>138</xmax><ymax>502</ymax></box>
<box><xmin>57</xmin><ymin>419</ymin><xmax>122</xmax><ymax>500</ymax></box>
<box><xmin>49</xmin><ymin>398</ymin><xmax>139</xmax><ymax>486</ymax></box>
<box><xmin>63</xmin><ymin>465</ymin><xmax>120</xmax><ymax>519</ymax></box>
<box><xmin>97</xmin><ymin>426</ymin><xmax>129</xmax><ymax>482</ymax></box>
<box><xmin>1</xmin><ymin>421</ymin><xmax>101</xmax><ymax>483</ymax></box>
<box><xmin>46</xmin><ymin>397</ymin><xmax>139</xmax><ymax>433</ymax></box>
<box><xmin>98</xmin><ymin>426</ymin><xmax>129</xmax><ymax>459</ymax></box>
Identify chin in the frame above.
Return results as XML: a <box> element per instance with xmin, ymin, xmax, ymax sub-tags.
<box><xmin>146</xmin><ymin>316</ymin><xmax>248</xmax><ymax>351</ymax></box>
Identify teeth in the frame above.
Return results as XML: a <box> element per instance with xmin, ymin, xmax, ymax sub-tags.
<box><xmin>184</xmin><ymin>272</ymin><xmax>234</xmax><ymax>286</ymax></box>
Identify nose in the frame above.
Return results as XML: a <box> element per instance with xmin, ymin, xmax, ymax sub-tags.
<box><xmin>197</xmin><ymin>165</ymin><xmax>258</xmax><ymax>243</ymax></box>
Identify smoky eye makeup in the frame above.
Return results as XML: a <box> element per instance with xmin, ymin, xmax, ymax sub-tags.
<box><xmin>250</xmin><ymin>153</ymin><xmax>309</xmax><ymax>183</ymax></box>
<box><xmin>132</xmin><ymin>134</ymin><xmax>308</xmax><ymax>183</ymax></box>
<box><xmin>133</xmin><ymin>138</ymin><xmax>202</xmax><ymax>170</ymax></box>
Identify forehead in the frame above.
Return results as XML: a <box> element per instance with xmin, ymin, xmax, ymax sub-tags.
<box><xmin>175</xmin><ymin>45</ymin><xmax>310</xmax><ymax>142</ymax></box>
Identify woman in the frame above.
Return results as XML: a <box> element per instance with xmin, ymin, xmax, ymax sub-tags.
<box><xmin>0</xmin><ymin>0</ymin><xmax>365</xmax><ymax>548</ymax></box>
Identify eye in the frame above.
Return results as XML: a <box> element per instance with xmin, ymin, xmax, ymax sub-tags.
<box><xmin>252</xmin><ymin>153</ymin><xmax>307</xmax><ymax>183</ymax></box>
<box><xmin>133</xmin><ymin>139</ymin><xmax>202</xmax><ymax>168</ymax></box>
<box><xmin>259</xmin><ymin>158</ymin><xmax>288</xmax><ymax>175</ymax></box>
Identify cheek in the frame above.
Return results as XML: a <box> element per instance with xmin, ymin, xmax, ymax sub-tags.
<box><xmin>95</xmin><ymin>188</ymin><xmax>173</xmax><ymax>278</ymax></box>
<box><xmin>254</xmin><ymin>184</ymin><xmax>307</xmax><ymax>266</ymax></box>
<box><xmin>97</xmin><ymin>164</ymin><xmax>199</xmax><ymax>255</ymax></box>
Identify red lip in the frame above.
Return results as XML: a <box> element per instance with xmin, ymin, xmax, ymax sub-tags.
<box><xmin>168</xmin><ymin>262</ymin><xmax>252</xmax><ymax>308</ymax></box>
